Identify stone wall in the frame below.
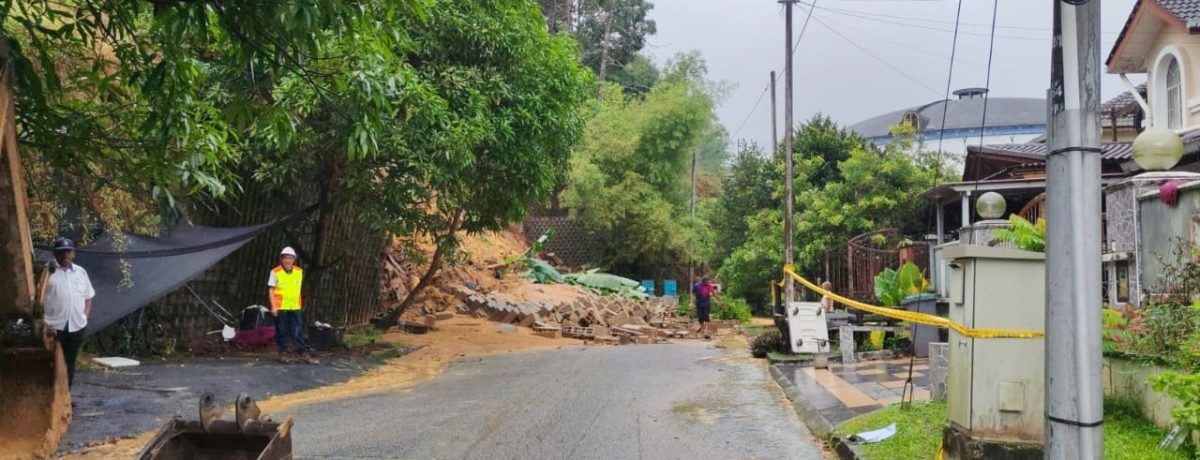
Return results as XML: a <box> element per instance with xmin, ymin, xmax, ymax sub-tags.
<box><xmin>523</xmin><ymin>214</ymin><xmax>600</xmax><ymax>268</ymax></box>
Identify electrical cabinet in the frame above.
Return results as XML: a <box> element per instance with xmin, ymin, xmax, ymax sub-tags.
<box><xmin>787</xmin><ymin>301</ymin><xmax>828</xmax><ymax>354</ymax></box>
<box><xmin>943</xmin><ymin>244</ymin><xmax>1045</xmax><ymax>443</ymax></box>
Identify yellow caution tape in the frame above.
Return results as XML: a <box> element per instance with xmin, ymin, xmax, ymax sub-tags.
<box><xmin>769</xmin><ymin>278</ymin><xmax>785</xmax><ymax>306</ymax></box>
<box><xmin>783</xmin><ymin>265</ymin><xmax>1043</xmax><ymax>339</ymax></box>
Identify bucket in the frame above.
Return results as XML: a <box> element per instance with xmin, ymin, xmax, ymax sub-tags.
<box><xmin>138</xmin><ymin>394</ymin><xmax>292</xmax><ymax>460</ymax></box>
<box><xmin>0</xmin><ymin>345</ymin><xmax>71</xmax><ymax>458</ymax></box>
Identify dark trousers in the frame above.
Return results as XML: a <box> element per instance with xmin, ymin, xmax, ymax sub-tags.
<box><xmin>56</xmin><ymin>328</ymin><xmax>86</xmax><ymax>388</ymax></box>
<box><xmin>696</xmin><ymin>302</ymin><xmax>712</xmax><ymax>323</ymax></box>
<box><xmin>274</xmin><ymin>310</ymin><xmax>311</xmax><ymax>354</ymax></box>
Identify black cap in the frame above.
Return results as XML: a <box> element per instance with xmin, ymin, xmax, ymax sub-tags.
<box><xmin>52</xmin><ymin>237</ymin><xmax>75</xmax><ymax>252</ymax></box>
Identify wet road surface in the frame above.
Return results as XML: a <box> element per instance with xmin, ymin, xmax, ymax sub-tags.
<box><xmin>284</xmin><ymin>342</ymin><xmax>826</xmax><ymax>459</ymax></box>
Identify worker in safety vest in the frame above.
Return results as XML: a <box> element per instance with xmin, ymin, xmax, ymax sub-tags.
<box><xmin>268</xmin><ymin>247</ymin><xmax>318</xmax><ymax>364</ymax></box>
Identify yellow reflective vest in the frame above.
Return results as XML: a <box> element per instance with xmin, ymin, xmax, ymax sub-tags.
<box><xmin>270</xmin><ymin>266</ymin><xmax>303</xmax><ymax>311</ymax></box>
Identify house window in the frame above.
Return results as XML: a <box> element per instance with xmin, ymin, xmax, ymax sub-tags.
<box><xmin>902</xmin><ymin>111</ymin><xmax>921</xmax><ymax>131</ymax></box>
<box><xmin>1167</xmin><ymin>57</ymin><xmax>1183</xmax><ymax>129</ymax></box>
<box><xmin>1115</xmin><ymin>261</ymin><xmax>1130</xmax><ymax>304</ymax></box>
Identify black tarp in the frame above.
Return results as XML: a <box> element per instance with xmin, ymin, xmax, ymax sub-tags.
<box><xmin>35</xmin><ymin>222</ymin><xmax>270</xmax><ymax>336</ymax></box>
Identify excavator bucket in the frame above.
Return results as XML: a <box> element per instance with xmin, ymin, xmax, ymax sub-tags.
<box><xmin>0</xmin><ymin>326</ymin><xmax>72</xmax><ymax>459</ymax></box>
<box><xmin>137</xmin><ymin>393</ymin><xmax>293</xmax><ymax>460</ymax></box>
<box><xmin>1</xmin><ymin>55</ymin><xmax>70</xmax><ymax>459</ymax></box>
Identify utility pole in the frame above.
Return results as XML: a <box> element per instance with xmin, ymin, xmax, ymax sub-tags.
<box><xmin>1046</xmin><ymin>0</ymin><xmax>1103</xmax><ymax>457</ymax></box>
<box><xmin>781</xmin><ymin>0</ymin><xmax>797</xmax><ymax>302</ymax></box>
<box><xmin>689</xmin><ymin>145</ymin><xmax>698</xmax><ymax>286</ymax></box>
<box><xmin>770</xmin><ymin>71</ymin><xmax>779</xmax><ymax>157</ymax></box>
<box><xmin>596</xmin><ymin>0</ymin><xmax>616</xmax><ymax>100</ymax></box>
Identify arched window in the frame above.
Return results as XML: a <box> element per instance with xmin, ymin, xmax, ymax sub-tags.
<box><xmin>1167</xmin><ymin>57</ymin><xmax>1183</xmax><ymax>129</ymax></box>
<box><xmin>901</xmin><ymin>111</ymin><xmax>921</xmax><ymax>131</ymax></box>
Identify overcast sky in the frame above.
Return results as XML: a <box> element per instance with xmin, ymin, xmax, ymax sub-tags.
<box><xmin>645</xmin><ymin>0</ymin><xmax>1139</xmax><ymax>150</ymax></box>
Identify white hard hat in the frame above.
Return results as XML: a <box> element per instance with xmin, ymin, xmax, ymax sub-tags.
<box><xmin>280</xmin><ymin>246</ymin><xmax>297</xmax><ymax>257</ymax></box>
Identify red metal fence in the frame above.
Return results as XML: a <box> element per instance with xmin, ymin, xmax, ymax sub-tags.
<box><xmin>818</xmin><ymin>229</ymin><xmax>929</xmax><ymax>304</ymax></box>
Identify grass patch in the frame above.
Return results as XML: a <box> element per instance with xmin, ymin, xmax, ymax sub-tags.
<box><xmin>833</xmin><ymin>400</ymin><xmax>946</xmax><ymax>459</ymax></box>
<box><xmin>767</xmin><ymin>351</ymin><xmax>812</xmax><ymax>363</ymax></box>
<box><xmin>343</xmin><ymin>327</ymin><xmax>384</xmax><ymax>349</ymax></box>
<box><xmin>833</xmin><ymin>398</ymin><xmax>1193</xmax><ymax>459</ymax></box>
<box><xmin>744</xmin><ymin>325</ymin><xmax>769</xmax><ymax>338</ymax></box>
<box><xmin>1105</xmin><ymin>397</ymin><xmax>1194</xmax><ymax>460</ymax></box>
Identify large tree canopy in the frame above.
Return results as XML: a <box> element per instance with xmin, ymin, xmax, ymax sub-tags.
<box><xmin>709</xmin><ymin>116</ymin><xmax>944</xmax><ymax>307</ymax></box>
<box><xmin>537</xmin><ymin>0</ymin><xmax>656</xmax><ymax>96</ymax></box>
<box><xmin>6</xmin><ymin>1</ymin><xmax>593</xmax><ymax>323</ymax></box>
<box><xmin>565</xmin><ymin>53</ymin><xmax>722</xmax><ymax>276</ymax></box>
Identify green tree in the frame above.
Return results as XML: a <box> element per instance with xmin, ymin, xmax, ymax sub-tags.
<box><xmin>204</xmin><ymin>0</ymin><xmax>591</xmax><ymax>327</ymax></box>
<box><xmin>791</xmin><ymin>114</ymin><xmax>865</xmax><ymax>188</ymax></box>
<box><xmin>575</xmin><ymin>0</ymin><xmax>656</xmax><ymax>84</ymax></box>
<box><xmin>712</xmin><ymin>117</ymin><xmax>942</xmax><ymax>308</ymax></box>
<box><xmin>607</xmin><ymin>53</ymin><xmax>660</xmax><ymax>96</ymax></box>
<box><xmin>565</xmin><ymin>52</ymin><xmax>720</xmax><ymax>276</ymax></box>
<box><xmin>705</xmin><ymin>142</ymin><xmax>779</xmax><ymax>268</ymax></box>
<box><xmin>7</xmin><ymin>0</ymin><xmax>392</xmax><ymax>213</ymax></box>
<box><xmin>792</xmin><ymin>145</ymin><xmax>938</xmax><ymax>268</ymax></box>
<box><xmin>716</xmin><ymin>208</ymin><xmax>784</xmax><ymax>306</ymax></box>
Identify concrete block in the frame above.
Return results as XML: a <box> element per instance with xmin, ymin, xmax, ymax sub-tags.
<box><xmin>519</xmin><ymin>313</ymin><xmax>538</xmax><ymax>328</ymax></box>
<box><xmin>536</xmin><ymin>330</ymin><xmax>562</xmax><ymax>339</ymax></box>
<box><xmin>593</xmin><ymin>325</ymin><xmax>610</xmax><ymax>338</ymax></box>
<box><xmin>501</xmin><ymin>311</ymin><xmax>519</xmax><ymax>324</ymax></box>
<box><xmin>930</xmin><ymin>342</ymin><xmax>949</xmax><ymax>401</ymax></box>
<box><xmin>435</xmin><ymin>311</ymin><xmax>454</xmax><ymax>321</ymax></box>
<box><xmin>609</xmin><ymin>312</ymin><xmax>631</xmax><ymax>328</ymax></box>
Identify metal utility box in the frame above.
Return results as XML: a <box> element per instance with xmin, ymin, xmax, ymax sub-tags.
<box><xmin>943</xmin><ymin>245</ymin><xmax>1045</xmax><ymax>443</ymax></box>
<box><xmin>787</xmin><ymin>301</ymin><xmax>829</xmax><ymax>354</ymax></box>
<box><xmin>902</xmin><ymin>293</ymin><xmax>939</xmax><ymax>358</ymax></box>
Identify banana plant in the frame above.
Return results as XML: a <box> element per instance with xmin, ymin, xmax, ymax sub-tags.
<box><xmin>874</xmin><ymin>262</ymin><xmax>930</xmax><ymax>307</ymax></box>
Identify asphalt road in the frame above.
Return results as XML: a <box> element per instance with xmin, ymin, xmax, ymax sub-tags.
<box><xmin>62</xmin><ymin>355</ymin><xmax>382</xmax><ymax>451</ymax></box>
<box><xmin>283</xmin><ymin>342</ymin><xmax>826</xmax><ymax>459</ymax></box>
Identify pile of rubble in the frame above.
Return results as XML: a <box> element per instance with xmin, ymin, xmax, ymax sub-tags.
<box><xmin>378</xmin><ymin>230</ymin><xmax>739</xmax><ymax>345</ymax></box>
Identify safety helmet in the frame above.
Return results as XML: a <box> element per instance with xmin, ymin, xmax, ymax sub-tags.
<box><xmin>280</xmin><ymin>246</ymin><xmax>297</xmax><ymax>257</ymax></box>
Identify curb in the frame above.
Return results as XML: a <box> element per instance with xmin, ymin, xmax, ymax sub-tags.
<box><xmin>768</xmin><ymin>364</ymin><xmax>835</xmax><ymax>439</ymax></box>
<box><xmin>768</xmin><ymin>364</ymin><xmax>868</xmax><ymax>459</ymax></box>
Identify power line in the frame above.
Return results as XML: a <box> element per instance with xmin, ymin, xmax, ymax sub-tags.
<box><xmin>800</xmin><ymin>1</ymin><xmax>1120</xmax><ymax>35</ymax></box>
<box><xmin>934</xmin><ymin>0</ymin><xmax>965</xmax><ymax>170</ymax></box>
<box><xmin>972</xmin><ymin>0</ymin><xmax>1001</xmax><ymax>193</ymax></box>
<box><xmin>728</xmin><ymin>0</ymin><xmax>819</xmax><ymax>142</ymax></box>
<box><xmin>799</xmin><ymin>2</ymin><xmax>1053</xmax><ymax>42</ymax></box>
<box><xmin>807</xmin><ymin>13</ymin><xmax>942</xmax><ymax>97</ymax></box>
<box><xmin>816</xmin><ymin>14</ymin><xmax>1038</xmax><ymax>72</ymax></box>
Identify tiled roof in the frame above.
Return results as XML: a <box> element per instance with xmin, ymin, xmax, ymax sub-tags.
<box><xmin>973</xmin><ymin>143</ymin><xmax>1134</xmax><ymax>161</ymax></box>
<box><xmin>1157</xmin><ymin>0</ymin><xmax>1200</xmax><ymax>28</ymax></box>
<box><xmin>1102</xmin><ymin>83</ymin><xmax>1146</xmax><ymax>115</ymax></box>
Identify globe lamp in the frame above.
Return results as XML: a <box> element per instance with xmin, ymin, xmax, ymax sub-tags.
<box><xmin>1132</xmin><ymin>125</ymin><xmax>1185</xmax><ymax>171</ymax></box>
<box><xmin>976</xmin><ymin>192</ymin><xmax>1006</xmax><ymax>220</ymax></box>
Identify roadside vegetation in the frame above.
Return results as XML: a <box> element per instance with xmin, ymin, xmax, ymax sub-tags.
<box><xmin>832</xmin><ymin>398</ymin><xmax>1190</xmax><ymax>460</ymax></box>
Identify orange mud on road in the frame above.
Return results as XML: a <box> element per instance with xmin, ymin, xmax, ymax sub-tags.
<box><xmin>62</xmin><ymin>317</ymin><xmax>582</xmax><ymax>459</ymax></box>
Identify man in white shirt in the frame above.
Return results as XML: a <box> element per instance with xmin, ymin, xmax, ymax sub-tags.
<box><xmin>43</xmin><ymin>237</ymin><xmax>95</xmax><ymax>388</ymax></box>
